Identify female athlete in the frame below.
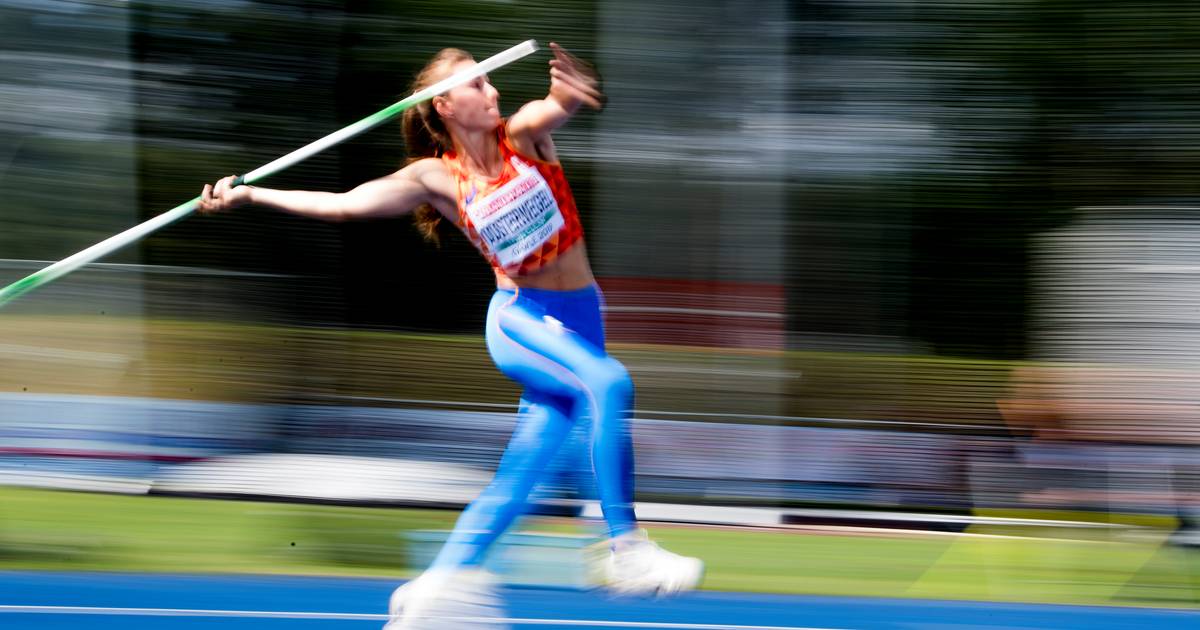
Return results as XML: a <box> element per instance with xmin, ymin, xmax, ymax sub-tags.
<box><xmin>200</xmin><ymin>42</ymin><xmax>702</xmax><ymax>628</ymax></box>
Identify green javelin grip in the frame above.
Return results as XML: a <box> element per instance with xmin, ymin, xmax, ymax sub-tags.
<box><xmin>0</xmin><ymin>40</ymin><xmax>539</xmax><ymax>308</ymax></box>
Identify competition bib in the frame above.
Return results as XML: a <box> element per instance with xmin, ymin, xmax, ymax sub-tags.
<box><xmin>465</xmin><ymin>157</ymin><xmax>564</xmax><ymax>268</ymax></box>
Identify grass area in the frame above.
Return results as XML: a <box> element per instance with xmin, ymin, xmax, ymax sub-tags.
<box><xmin>1</xmin><ymin>487</ymin><xmax>1196</xmax><ymax>608</ymax></box>
<box><xmin>0</xmin><ymin>486</ymin><xmax>455</xmax><ymax>577</ymax></box>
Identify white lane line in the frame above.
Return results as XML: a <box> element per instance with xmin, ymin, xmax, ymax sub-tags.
<box><xmin>0</xmin><ymin>606</ymin><xmax>382</xmax><ymax>620</ymax></box>
<box><xmin>0</xmin><ymin>605</ymin><xmax>841</xmax><ymax>629</ymax></box>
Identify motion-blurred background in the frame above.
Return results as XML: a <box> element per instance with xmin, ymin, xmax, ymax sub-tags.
<box><xmin>1</xmin><ymin>0</ymin><xmax>1198</xmax><ymax>608</ymax></box>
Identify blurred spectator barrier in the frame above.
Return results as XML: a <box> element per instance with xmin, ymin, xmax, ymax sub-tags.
<box><xmin>1</xmin><ymin>393</ymin><xmax>1196</xmax><ymax>524</ymax></box>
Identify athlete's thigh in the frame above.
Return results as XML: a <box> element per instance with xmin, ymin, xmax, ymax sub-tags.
<box><xmin>487</xmin><ymin>295</ymin><xmax>612</xmax><ymax>399</ymax></box>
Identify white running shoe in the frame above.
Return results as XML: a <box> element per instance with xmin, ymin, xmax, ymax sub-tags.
<box><xmin>384</xmin><ymin>568</ymin><xmax>508</xmax><ymax>630</ymax></box>
<box><xmin>601</xmin><ymin>530</ymin><xmax>704</xmax><ymax>597</ymax></box>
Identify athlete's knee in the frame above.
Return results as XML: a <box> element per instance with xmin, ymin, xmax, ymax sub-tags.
<box><xmin>591</xmin><ymin>357</ymin><xmax>633</xmax><ymax>402</ymax></box>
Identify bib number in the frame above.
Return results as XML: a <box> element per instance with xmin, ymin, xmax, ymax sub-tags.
<box><xmin>466</xmin><ymin>158</ymin><xmax>563</xmax><ymax>268</ymax></box>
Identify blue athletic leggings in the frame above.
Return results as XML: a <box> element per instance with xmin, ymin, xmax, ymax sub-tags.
<box><xmin>429</xmin><ymin>284</ymin><xmax>638</xmax><ymax>570</ymax></box>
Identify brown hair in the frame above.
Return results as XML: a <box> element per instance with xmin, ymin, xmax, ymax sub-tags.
<box><xmin>403</xmin><ymin>48</ymin><xmax>473</xmax><ymax>244</ymax></box>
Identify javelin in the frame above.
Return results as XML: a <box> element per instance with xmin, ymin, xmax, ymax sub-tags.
<box><xmin>0</xmin><ymin>39</ymin><xmax>539</xmax><ymax>308</ymax></box>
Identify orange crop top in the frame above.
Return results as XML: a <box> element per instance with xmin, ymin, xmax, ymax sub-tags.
<box><xmin>441</xmin><ymin>124</ymin><xmax>584</xmax><ymax>277</ymax></box>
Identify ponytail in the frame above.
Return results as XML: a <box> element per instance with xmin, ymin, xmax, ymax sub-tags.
<box><xmin>402</xmin><ymin>48</ymin><xmax>472</xmax><ymax>244</ymax></box>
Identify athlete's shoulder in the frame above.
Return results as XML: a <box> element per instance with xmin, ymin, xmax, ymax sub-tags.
<box><xmin>503</xmin><ymin>116</ymin><xmax>559</xmax><ymax>165</ymax></box>
<box><xmin>397</xmin><ymin>157</ymin><xmax>450</xmax><ymax>183</ymax></box>
<box><xmin>405</xmin><ymin>156</ymin><xmax>450</xmax><ymax>173</ymax></box>
<box><xmin>390</xmin><ymin>157</ymin><xmax>454</xmax><ymax>206</ymax></box>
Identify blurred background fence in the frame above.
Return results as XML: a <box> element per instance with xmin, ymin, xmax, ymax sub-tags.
<box><xmin>2</xmin><ymin>0</ymin><xmax>1200</xmax><ymax>527</ymax></box>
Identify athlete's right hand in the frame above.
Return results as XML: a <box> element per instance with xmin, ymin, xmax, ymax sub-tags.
<box><xmin>547</xmin><ymin>42</ymin><xmax>605</xmax><ymax>112</ymax></box>
<box><xmin>198</xmin><ymin>175</ymin><xmax>253</xmax><ymax>214</ymax></box>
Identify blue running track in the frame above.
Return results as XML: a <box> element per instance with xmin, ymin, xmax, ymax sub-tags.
<box><xmin>0</xmin><ymin>571</ymin><xmax>1195</xmax><ymax>629</ymax></box>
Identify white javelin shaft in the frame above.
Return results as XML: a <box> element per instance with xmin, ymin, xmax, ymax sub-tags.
<box><xmin>0</xmin><ymin>39</ymin><xmax>539</xmax><ymax>308</ymax></box>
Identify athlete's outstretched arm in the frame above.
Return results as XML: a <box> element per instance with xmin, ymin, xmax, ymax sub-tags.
<box><xmin>198</xmin><ymin>157</ymin><xmax>448</xmax><ymax>222</ymax></box>
<box><xmin>507</xmin><ymin>42</ymin><xmax>604</xmax><ymax>145</ymax></box>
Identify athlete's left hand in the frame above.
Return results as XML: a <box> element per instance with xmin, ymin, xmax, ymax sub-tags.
<box><xmin>548</xmin><ymin>42</ymin><xmax>605</xmax><ymax>112</ymax></box>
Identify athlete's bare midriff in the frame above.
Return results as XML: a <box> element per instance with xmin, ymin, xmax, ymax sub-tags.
<box><xmin>495</xmin><ymin>243</ymin><xmax>595</xmax><ymax>291</ymax></box>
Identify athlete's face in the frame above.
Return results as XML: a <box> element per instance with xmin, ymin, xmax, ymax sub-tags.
<box><xmin>436</xmin><ymin>59</ymin><xmax>501</xmax><ymax>131</ymax></box>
